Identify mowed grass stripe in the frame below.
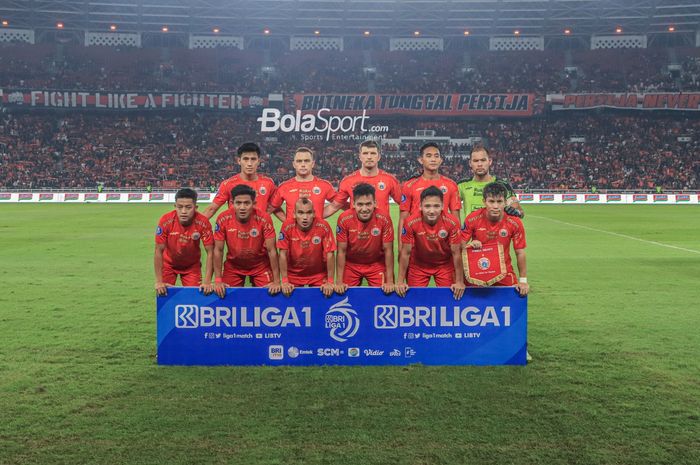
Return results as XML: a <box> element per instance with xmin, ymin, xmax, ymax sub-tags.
<box><xmin>0</xmin><ymin>204</ymin><xmax>698</xmax><ymax>465</ymax></box>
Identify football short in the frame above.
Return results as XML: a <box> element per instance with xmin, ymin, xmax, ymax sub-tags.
<box><xmin>288</xmin><ymin>272</ymin><xmax>327</xmax><ymax>287</ymax></box>
<box><xmin>223</xmin><ymin>262</ymin><xmax>274</xmax><ymax>287</ymax></box>
<box><xmin>162</xmin><ymin>264</ymin><xmax>201</xmax><ymax>286</ymax></box>
<box><xmin>342</xmin><ymin>261</ymin><xmax>386</xmax><ymax>287</ymax></box>
<box><xmin>407</xmin><ymin>264</ymin><xmax>454</xmax><ymax>287</ymax></box>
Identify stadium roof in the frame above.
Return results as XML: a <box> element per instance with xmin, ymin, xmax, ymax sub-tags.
<box><xmin>1</xmin><ymin>0</ymin><xmax>699</xmax><ymax>39</ymax></box>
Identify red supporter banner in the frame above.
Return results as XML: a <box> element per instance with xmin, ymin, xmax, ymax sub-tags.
<box><xmin>294</xmin><ymin>93</ymin><xmax>535</xmax><ymax>116</ymax></box>
<box><xmin>0</xmin><ymin>89</ymin><xmax>266</xmax><ymax>111</ymax></box>
<box><xmin>548</xmin><ymin>92</ymin><xmax>700</xmax><ymax>111</ymax></box>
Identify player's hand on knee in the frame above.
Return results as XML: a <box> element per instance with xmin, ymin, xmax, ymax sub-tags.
<box><xmin>155</xmin><ymin>282</ymin><xmax>170</xmax><ymax>296</ymax></box>
<box><xmin>281</xmin><ymin>282</ymin><xmax>294</xmax><ymax>297</ymax></box>
<box><xmin>516</xmin><ymin>283</ymin><xmax>530</xmax><ymax>297</ymax></box>
<box><xmin>381</xmin><ymin>282</ymin><xmax>395</xmax><ymax>294</ymax></box>
<box><xmin>395</xmin><ymin>283</ymin><xmax>409</xmax><ymax>297</ymax></box>
<box><xmin>320</xmin><ymin>282</ymin><xmax>334</xmax><ymax>298</ymax></box>
<box><xmin>334</xmin><ymin>283</ymin><xmax>348</xmax><ymax>295</ymax></box>
<box><xmin>451</xmin><ymin>282</ymin><xmax>465</xmax><ymax>300</ymax></box>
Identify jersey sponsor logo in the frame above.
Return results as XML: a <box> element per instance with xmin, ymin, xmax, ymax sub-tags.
<box><xmin>192</xmin><ymin>232</ymin><xmax>201</xmax><ymax>241</ymax></box>
<box><xmin>378</xmin><ymin>181</ymin><xmax>386</xmax><ymax>191</ymax></box>
<box><xmin>371</xmin><ymin>227</ymin><xmax>381</xmax><ymax>236</ymax></box>
<box><xmin>438</xmin><ymin>229</ymin><xmax>448</xmax><ymax>239</ymax></box>
<box><xmin>156</xmin><ymin>226</ymin><xmax>163</xmax><ymax>236</ymax></box>
<box><xmin>250</xmin><ymin>228</ymin><xmax>259</xmax><ymax>237</ymax></box>
<box><xmin>325</xmin><ymin>297</ymin><xmax>360</xmax><ymax>342</ymax></box>
<box><xmin>499</xmin><ymin>229</ymin><xmax>508</xmax><ymax>237</ymax></box>
<box><xmin>478</xmin><ymin>257</ymin><xmax>491</xmax><ymax>270</ymax></box>
<box><xmin>312</xmin><ymin>236</ymin><xmax>321</xmax><ymax>244</ymax></box>
<box><xmin>312</xmin><ymin>186</ymin><xmax>321</xmax><ymax>195</ymax></box>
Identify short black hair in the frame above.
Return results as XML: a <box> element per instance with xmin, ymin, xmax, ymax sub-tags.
<box><xmin>237</xmin><ymin>142</ymin><xmax>261</xmax><ymax>157</ymax></box>
<box><xmin>470</xmin><ymin>145</ymin><xmax>490</xmax><ymax>158</ymax></box>
<box><xmin>175</xmin><ymin>188</ymin><xmax>198</xmax><ymax>202</ymax></box>
<box><xmin>360</xmin><ymin>140</ymin><xmax>380</xmax><ymax>151</ymax></box>
<box><xmin>352</xmin><ymin>182</ymin><xmax>376</xmax><ymax>200</ymax></box>
<box><xmin>230</xmin><ymin>184</ymin><xmax>256</xmax><ymax>201</ymax></box>
<box><xmin>483</xmin><ymin>182</ymin><xmax>508</xmax><ymax>200</ymax></box>
<box><xmin>420</xmin><ymin>185</ymin><xmax>443</xmax><ymax>203</ymax></box>
<box><xmin>419</xmin><ymin>142</ymin><xmax>441</xmax><ymax>156</ymax></box>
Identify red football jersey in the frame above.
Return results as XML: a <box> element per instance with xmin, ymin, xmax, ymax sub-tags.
<box><xmin>462</xmin><ymin>209</ymin><xmax>526</xmax><ymax>274</ymax></box>
<box><xmin>214</xmin><ymin>208</ymin><xmax>276</xmax><ymax>270</ymax></box>
<box><xmin>213</xmin><ymin>174</ymin><xmax>277</xmax><ymax>212</ymax></box>
<box><xmin>155</xmin><ymin>211</ymin><xmax>213</xmax><ymax>269</ymax></box>
<box><xmin>269</xmin><ymin>177</ymin><xmax>336</xmax><ymax>221</ymax></box>
<box><xmin>334</xmin><ymin>169</ymin><xmax>401</xmax><ymax>217</ymax></box>
<box><xmin>277</xmin><ymin>219</ymin><xmax>336</xmax><ymax>278</ymax></box>
<box><xmin>336</xmin><ymin>209</ymin><xmax>394</xmax><ymax>265</ymax></box>
<box><xmin>400</xmin><ymin>175</ymin><xmax>461</xmax><ymax>215</ymax></box>
<box><xmin>401</xmin><ymin>212</ymin><xmax>462</xmax><ymax>267</ymax></box>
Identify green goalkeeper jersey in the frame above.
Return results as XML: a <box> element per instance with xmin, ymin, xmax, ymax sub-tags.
<box><xmin>457</xmin><ymin>177</ymin><xmax>516</xmax><ymax>221</ymax></box>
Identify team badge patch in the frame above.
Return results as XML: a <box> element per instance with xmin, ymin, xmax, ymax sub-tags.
<box><xmin>440</xmin><ymin>185</ymin><xmax>448</xmax><ymax>194</ymax></box>
<box><xmin>499</xmin><ymin>229</ymin><xmax>508</xmax><ymax>237</ymax></box>
<box><xmin>378</xmin><ymin>182</ymin><xmax>386</xmax><ymax>191</ymax></box>
<box><xmin>156</xmin><ymin>226</ymin><xmax>163</xmax><ymax>236</ymax></box>
<box><xmin>438</xmin><ymin>229</ymin><xmax>448</xmax><ymax>238</ymax></box>
<box><xmin>478</xmin><ymin>257</ymin><xmax>491</xmax><ymax>270</ymax></box>
<box><xmin>371</xmin><ymin>227</ymin><xmax>381</xmax><ymax>236</ymax></box>
<box><xmin>312</xmin><ymin>186</ymin><xmax>321</xmax><ymax>195</ymax></box>
<box><xmin>250</xmin><ymin>228</ymin><xmax>259</xmax><ymax>237</ymax></box>
<box><xmin>312</xmin><ymin>236</ymin><xmax>321</xmax><ymax>244</ymax></box>
<box><xmin>259</xmin><ymin>186</ymin><xmax>267</xmax><ymax>195</ymax></box>
<box><xmin>192</xmin><ymin>232</ymin><xmax>201</xmax><ymax>241</ymax></box>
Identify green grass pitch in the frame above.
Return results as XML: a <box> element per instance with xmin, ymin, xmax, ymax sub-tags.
<box><xmin>1</xmin><ymin>204</ymin><xmax>698</xmax><ymax>465</ymax></box>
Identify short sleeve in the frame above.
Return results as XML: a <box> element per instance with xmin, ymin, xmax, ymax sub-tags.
<box><xmin>399</xmin><ymin>182</ymin><xmax>412</xmax><ymax>212</ymax></box>
<box><xmin>382</xmin><ymin>218</ymin><xmax>394</xmax><ymax>243</ymax></box>
<box><xmin>400</xmin><ymin>222</ymin><xmax>414</xmax><ymax>245</ymax></box>
<box><xmin>212</xmin><ymin>180</ymin><xmax>230</xmax><ymax>207</ymax></box>
<box><xmin>200</xmin><ymin>221</ymin><xmax>214</xmax><ymax>246</ymax></box>
<box><xmin>213</xmin><ymin>218</ymin><xmax>226</xmax><ymax>242</ymax></box>
<box><xmin>336</xmin><ymin>219</ymin><xmax>348</xmax><ymax>243</ymax></box>
<box><xmin>155</xmin><ymin>219</ymin><xmax>168</xmax><ymax>244</ymax></box>
<box><xmin>512</xmin><ymin>219</ymin><xmax>527</xmax><ymax>250</ymax></box>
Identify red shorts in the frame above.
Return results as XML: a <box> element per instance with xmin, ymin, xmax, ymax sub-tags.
<box><xmin>407</xmin><ymin>264</ymin><xmax>454</xmax><ymax>287</ymax></box>
<box><xmin>288</xmin><ymin>273</ymin><xmax>326</xmax><ymax>287</ymax></box>
<box><xmin>343</xmin><ymin>261</ymin><xmax>386</xmax><ymax>287</ymax></box>
<box><xmin>162</xmin><ymin>264</ymin><xmax>201</xmax><ymax>286</ymax></box>
<box><xmin>223</xmin><ymin>262</ymin><xmax>273</xmax><ymax>287</ymax></box>
<box><xmin>465</xmin><ymin>272</ymin><xmax>517</xmax><ymax>287</ymax></box>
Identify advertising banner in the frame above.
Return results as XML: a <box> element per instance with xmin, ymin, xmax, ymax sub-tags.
<box><xmin>157</xmin><ymin>287</ymin><xmax>528</xmax><ymax>366</ymax></box>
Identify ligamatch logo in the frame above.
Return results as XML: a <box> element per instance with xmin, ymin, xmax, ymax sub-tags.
<box><xmin>325</xmin><ymin>297</ymin><xmax>360</xmax><ymax>342</ymax></box>
<box><xmin>257</xmin><ymin>108</ymin><xmax>371</xmax><ymax>141</ymax></box>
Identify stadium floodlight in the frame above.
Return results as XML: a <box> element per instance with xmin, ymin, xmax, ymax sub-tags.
<box><xmin>668</xmin><ymin>26</ymin><xmax>675</xmax><ymax>32</ymax></box>
<box><xmin>363</xmin><ymin>30</ymin><xmax>370</xmax><ymax>36</ymax></box>
<box><xmin>213</xmin><ymin>27</ymin><xmax>220</xmax><ymax>33</ymax></box>
<box><xmin>414</xmin><ymin>31</ymin><xmax>420</xmax><ymax>36</ymax></box>
<box><xmin>263</xmin><ymin>28</ymin><xmax>270</xmax><ymax>35</ymax></box>
<box><xmin>314</xmin><ymin>30</ymin><xmax>320</xmax><ymax>35</ymax></box>
<box><xmin>162</xmin><ymin>26</ymin><xmax>169</xmax><ymax>32</ymax></box>
<box><xmin>1</xmin><ymin>20</ymin><xmax>8</xmax><ymax>27</ymax></box>
<box><xmin>110</xmin><ymin>24</ymin><xmax>117</xmax><ymax>31</ymax></box>
<box><xmin>564</xmin><ymin>29</ymin><xmax>571</xmax><ymax>35</ymax></box>
<box><xmin>615</xmin><ymin>26</ymin><xmax>623</xmax><ymax>33</ymax></box>
<box><xmin>463</xmin><ymin>30</ymin><xmax>470</xmax><ymax>36</ymax></box>
<box><xmin>56</xmin><ymin>22</ymin><xmax>64</xmax><ymax>29</ymax></box>
<box><xmin>514</xmin><ymin>30</ymin><xmax>520</xmax><ymax>35</ymax></box>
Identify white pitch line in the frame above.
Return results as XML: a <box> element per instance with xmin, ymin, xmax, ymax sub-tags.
<box><xmin>530</xmin><ymin>215</ymin><xmax>700</xmax><ymax>255</ymax></box>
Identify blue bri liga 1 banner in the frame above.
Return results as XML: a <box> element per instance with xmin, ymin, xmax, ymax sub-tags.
<box><xmin>157</xmin><ymin>287</ymin><xmax>527</xmax><ymax>366</ymax></box>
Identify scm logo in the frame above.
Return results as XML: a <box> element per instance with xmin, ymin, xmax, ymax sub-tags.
<box><xmin>317</xmin><ymin>348</ymin><xmax>342</xmax><ymax>356</ymax></box>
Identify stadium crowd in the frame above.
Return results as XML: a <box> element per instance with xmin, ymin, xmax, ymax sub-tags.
<box><xmin>1</xmin><ymin>112</ymin><xmax>698</xmax><ymax>191</ymax></box>
<box><xmin>3</xmin><ymin>44</ymin><xmax>700</xmax><ymax>94</ymax></box>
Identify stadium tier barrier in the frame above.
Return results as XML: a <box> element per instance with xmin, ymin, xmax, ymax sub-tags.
<box><xmin>1</xmin><ymin>192</ymin><xmax>698</xmax><ymax>204</ymax></box>
<box><xmin>157</xmin><ymin>287</ymin><xmax>527</xmax><ymax>366</ymax></box>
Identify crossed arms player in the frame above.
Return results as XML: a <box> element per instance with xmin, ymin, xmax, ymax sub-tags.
<box><xmin>278</xmin><ymin>198</ymin><xmax>336</xmax><ymax>298</ymax></box>
<box><xmin>396</xmin><ymin>186</ymin><xmax>465</xmax><ymax>300</ymax></box>
<box><xmin>335</xmin><ymin>183</ymin><xmax>395</xmax><ymax>295</ymax></box>
<box><xmin>462</xmin><ymin>182</ymin><xmax>529</xmax><ymax>296</ymax></box>
<box><xmin>212</xmin><ymin>184</ymin><xmax>281</xmax><ymax>297</ymax></box>
<box><xmin>154</xmin><ymin>188</ymin><xmax>214</xmax><ymax>296</ymax></box>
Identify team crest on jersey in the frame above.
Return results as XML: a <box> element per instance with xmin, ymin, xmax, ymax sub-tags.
<box><xmin>440</xmin><ymin>185</ymin><xmax>448</xmax><ymax>194</ymax></box>
<box><xmin>259</xmin><ymin>186</ymin><xmax>267</xmax><ymax>195</ymax></box>
<box><xmin>192</xmin><ymin>232</ymin><xmax>201</xmax><ymax>241</ymax></box>
<box><xmin>250</xmin><ymin>228</ymin><xmax>259</xmax><ymax>237</ymax></box>
<box><xmin>312</xmin><ymin>186</ymin><xmax>321</xmax><ymax>195</ymax></box>
<box><xmin>478</xmin><ymin>257</ymin><xmax>491</xmax><ymax>270</ymax></box>
<box><xmin>312</xmin><ymin>236</ymin><xmax>321</xmax><ymax>245</ymax></box>
<box><xmin>156</xmin><ymin>226</ymin><xmax>163</xmax><ymax>236</ymax></box>
<box><xmin>438</xmin><ymin>229</ymin><xmax>448</xmax><ymax>239</ymax></box>
<box><xmin>371</xmin><ymin>227</ymin><xmax>381</xmax><ymax>236</ymax></box>
<box><xmin>377</xmin><ymin>182</ymin><xmax>386</xmax><ymax>191</ymax></box>
<box><xmin>278</xmin><ymin>232</ymin><xmax>285</xmax><ymax>240</ymax></box>
<box><xmin>499</xmin><ymin>229</ymin><xmax>508</xmax><ymax>237</ymax></box>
